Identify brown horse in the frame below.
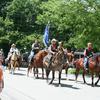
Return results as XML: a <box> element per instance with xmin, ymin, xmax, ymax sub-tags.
<box><xmin>27</xmin><ymin>50</ymin><xmax>48</xmax><ymax>78</ymax></box>
<box><xmin>43</xmin><ymin>49</ymin><xmax>66</xmax><ymax>86</ymax></box>
<box><xmin>0</xmin><ymin>65</ymin><xmax>4</xmax><ymax>94</ymax></box>
<box><xmin>94</xmin><ymin>55</ymin><xmax>100</xmax><ymax>85</ymax></box>
<box><xmin>74</xmin><ymin>54</ymin><xmax>100</xmax><ymax>86</ymax></box>
<box><xmin>0</xmin><ymin>60</ymin><xmax>4</xmax><ymax>94</ymax></box>
<box><xmin>8</xmin><ymin>52</ymin><xmax>21</xmax><ymax>74</ymax></box>
<box><xmin>65</xmin><ymin>52</ymin><xmax>74</xmax><ymax>76</ymax></box>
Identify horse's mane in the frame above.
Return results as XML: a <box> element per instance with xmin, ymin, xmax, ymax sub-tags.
<box><xmin>35</xmin><ymin>50</ymin><xmax>47</xmax><ymax>59</ymax></box>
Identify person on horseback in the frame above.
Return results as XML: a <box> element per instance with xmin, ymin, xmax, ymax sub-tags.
<box><xmin>47</xmin><ymin>38</ymin><xmax>58</xmax><ymax>67</ymax></box>
<box><xmin>28</xmin><ymin>40</ymin><xmax>40</xmax><ymax>63</ymax></box>
<box><xmin>48</xmin><ymin>38</ymin><xmax>58</xmax><ymax>54</ymax></box>
<box><xmin>0</xmin><ymin>49</ymin><xmax>4</xmax><ymax>57</ymax></box>
<box><xmin>6</xmin><ymin>43</ymin><xmax>20</xmax><ymax>61</ymax></box>
<box><xmin>58</xmin><ymin>41</ymin><xmax>64</xmax><ymax>51</ymax></box>
<box><xmin>84</xmin><ymin>42</ymin><xmax>94</xmax><ymax>70</ymax></box>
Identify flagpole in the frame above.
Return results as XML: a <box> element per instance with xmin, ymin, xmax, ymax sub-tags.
<box><xmin>43</xmin><ymin>21</ymin><xmax>50</xmax><ymax>49</ymax></box>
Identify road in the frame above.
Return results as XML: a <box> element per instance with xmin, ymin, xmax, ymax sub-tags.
<box><xmin>0</xmin><ymin>68</ymin><xmax>100</xmax><ymax>100</ymax></box>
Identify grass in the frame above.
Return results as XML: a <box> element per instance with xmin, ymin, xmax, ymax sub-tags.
<box><xmin>68</xmin><ymin>68</ymin><xmax>83</xmax><ymax>74</ymax></box>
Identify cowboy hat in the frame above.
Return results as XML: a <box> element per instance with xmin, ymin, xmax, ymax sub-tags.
<box><xmin>51</xmin><ymin>38</ymin><xmax>57</xmax><ymax>43</ymax></box>
<box><xmin>11</xmin><ymin>43</ymin><xmax>16</xmax><ymax>47</ymax></box>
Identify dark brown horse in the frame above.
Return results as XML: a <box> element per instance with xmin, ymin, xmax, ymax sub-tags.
<box><xmin>74</xmin><ymin>54</ymin><xmax>100</xmax><ymax>86</ymax></box>
<box><xmin>43</xmin><ymin>49</ymin><xmax>66</xmax><ymax>86</ymax></box>
<box><xmin>27</xmin><ymin>50</ymin><xmax>48</xmax><ymax>78</ymax></box>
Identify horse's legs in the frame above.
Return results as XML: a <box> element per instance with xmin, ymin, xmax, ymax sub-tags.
<box><xmin>95</xmin><ymin>74</ymin><xmax>100</xmax><ymax>85</ymax></box>
<box><xmin>49</xmin><ymin>71</ymin><xmax>55</xmax><ymax>84</ymax></box>
<box><xmin>65</xmin><ymin>66</ymin><xmax>69</xmax><ymax>78</ymax></box>
<box><xmin>11</xmin><ymin>64</ymin><xmax>14</xmax><ymax>74</ymax></box>
<box><xmin>46</xmin><ymin>68</ymin><xmax>50</xmax><ymax>82</ymax></box>
<box><xmin>42</xmin><ymin>68</ymin><xmax>44</xmax><ymax>79</ymax></box>
<box><xmin>75</xmin><ymin>68</ymin><xmax>80</xmax><ymax>82</ymax></box>
<box><xmin>36</xmin><ymin>68</ymin><xmax>39</xmax><ymax>78</ymax></box>
<box><xmin>27</xmin><ymin>64</ymin><xmax>32</xmax><ymax>76</ymax></box>
<box><xmin>8</xmin><ymin>63</ymin><xmax>11</xmax><ymax>73</ymax></box>
<box><xmin>83</xmin><ymin>70</ymin><xmax>86</xmax><ymax>84</ymax></box>
<box><xmin>33</xmin><ymin>67</ymin><xmax>36</xmax><ymax>77</ymax></box>
<box><xmin>58</xmin><ymin>71</ymin><xmax>62</xmax><ymax>86</ymax></box>
<box><xmin>91</xmin><ymin>72</ymin><xmax>94</xmax><ymax>86</ymax></box>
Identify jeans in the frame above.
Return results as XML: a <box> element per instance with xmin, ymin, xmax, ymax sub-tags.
<box><xmin>84</xmin><ymin>57</ymin><xmax>89</xmax><ymax>68</ymax></box>
<box><xmin>28</xmin><ymin>51</ymin><xmax>34</xmax><ymax>62</ymax></box>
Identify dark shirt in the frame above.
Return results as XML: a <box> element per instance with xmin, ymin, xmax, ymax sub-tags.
<box><xmin>84</xmin><ymin>48</ymin><xmax>93</xmax><ymax>57</ymax></box>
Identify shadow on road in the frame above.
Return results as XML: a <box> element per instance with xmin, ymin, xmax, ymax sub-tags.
<box><xmin>52</xmin><ymin>83</ymin><xmax>80</xmax><ymax>90</ymax></box>
<box><xmin>86</xmin><ymin>83</ymin><xmax>100</xmax><ymax>87</ymax></box>
<box><xmin>13</xmin><ymin>73</ymin><xmax>26</xmax><ymax>76</ymax></box>
<box><xmin>18</xmin><ymin>68</ymin><xmax>26</xmax><ymax>71</ymax></box>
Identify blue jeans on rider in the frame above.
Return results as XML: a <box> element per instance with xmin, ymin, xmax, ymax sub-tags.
<box><xmin>28</xmin><ymin>51</ymin><xmax>34</xmax><ymax>63</ymax></box>
<box><xmin>84</xmin><ymin>57</ymin><xmax>89</xmax><ymax>69</ymax></box>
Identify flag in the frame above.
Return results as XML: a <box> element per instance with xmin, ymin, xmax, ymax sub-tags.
<box><xmin>43</xmin><ymin>24</ymin><xmax>49</xmax><ymax>48</ymax></box>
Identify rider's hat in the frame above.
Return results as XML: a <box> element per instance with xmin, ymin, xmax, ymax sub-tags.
<box><xmin>51</xmin><ymin>38</ymin><xmax>57</xmax><ymax>43</ymax></box>
<box><xmin>59</xmin><ymin>41</ymin><xmax>63</xmax><ymax>45</ymax></box>
<box><xmin>87</xmin><ymin>42</ymin><xmax>92</xmax><ymax>46</ymax></box>
<box><xmin>11</xmin><ymin>43</ymin><xmax>16</xmax><ymax>47</ymax></box>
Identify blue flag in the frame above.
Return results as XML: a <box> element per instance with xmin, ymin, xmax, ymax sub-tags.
<box><xmin>43</xmin><ymin>24</ymin><xmax>49</xmax><ymax>47</ymax></box>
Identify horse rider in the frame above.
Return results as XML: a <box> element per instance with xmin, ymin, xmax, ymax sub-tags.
<box><xmin>58</xmin><ymin>41</ymin><xmax>64</xmax><ymax>51</ymax></box>
<box><xmin>58</xmin><ymin>41</ymin><xmax>67</xmax><ymax>64</ymax></box>
<box><xmin>6</xmin><ymin>43</ymin><xmax>20</xmax><ymax>61</ymax></box>
<box><xmin>0</xmin><ymin>51</ymin><xmax>4</xmax><ymax>64</ymax></box>
<box><xmin>28</xmin><ymin>40</ymin><xmax>40</xmax><ymax>63</ymax></box>
<box><xmin>83</xmin><ymin>42</ymin><xmax>94</xmax><ymax>70</ymax></box>
<box><xmin>47</xmin><ymin>38</ymin><xmax>58</xmax><ymax>66</ymax></box>
<box><xmin>0</xmin><ymin>49</ymin><xmax>4</xmax><ymax>58</ymax></box>
<box><xmin>48</xmin><ymin>38</ymin><xmax>58</xmax><ymax>55</ymax></box>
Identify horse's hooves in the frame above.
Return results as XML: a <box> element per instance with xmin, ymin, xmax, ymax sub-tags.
<box><xmin>92</xmin><ymin>83</ymin><xmax>94</xmax><ymax>87</ymax></box>
<box><xmin>49</xmin><ymin>82</ymin><xmax>52</xmax><ymax>85</ymax></box>
<box><xmin>95</xmin><ymin>82</ymin><xmax>97</xmax><ymax>86</ymax></box>
<box><xmin>84</xmin><ymin>81</ymin><xmax>86</xmax><ymax>84</ymax></box>
<box><xmin>42</xmin><ymin>77</ymin><xmax>44</xmax><ymax>79</ymax></box>
<box><xmin>46</xmin><ymin>80</ymin><xmax>48</xmax><ymax>83</ymax></box>
<box><xmin>75</xmin><ymin>80</ymin><xmax>77</xmax><ymax>83</ymax></box>
<box><xmin>58</xmin><ymin>84</ymin><xmax>61</xmax><ymax>87</ymax></box>
<box><xmin>36</xmin><ymin>77</ymin><xmax>39</xmax><ymax>79</ymax></box>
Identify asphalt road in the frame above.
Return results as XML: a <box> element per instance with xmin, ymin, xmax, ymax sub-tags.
<box><xmin>0</xmin><ymin>68</ymin><xmax>100</xmax><ymax>100</ymax></box>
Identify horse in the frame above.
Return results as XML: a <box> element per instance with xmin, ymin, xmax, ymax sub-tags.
<box><xmin>21</xmin><ymin>52</ymin><xmax>30</xmax><ymax>68</ymax></box>
<box><xmin>94</xmin><ymin>55</ymin><xmax>100</xmax><ymax>85</ymax></box>
<box><xmin>74</xmin><ymin>54</ymin><xmax>100</xmax><ymax>86</ymax></box>
<box><xmin>0</xmin><ymin>62</ymin><xmax>4</xmax><ymax>94</ymax></box>
<box><xmin>43</xmin><ymin>48</ymin><xmax>66</xmax><ymax>86</ymax></box>
<box><xmin>65</xmin><ymin>51</ymin><xmax>74</xmax><ymax>76</ymax></box>
<box><xmin>27</xmin><ymin>50</ymin><xmax>48</xmax><ymax>78</ymax></box>
<box><xmin>8</xmin><ymin>52</ymin><xmax>21</xmax><ymax>74</ymax></box>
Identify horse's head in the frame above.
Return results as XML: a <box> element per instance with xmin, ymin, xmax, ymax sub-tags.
<box><xmin>41</xmin><ymin>50</ymin><xmax>48</xmax><ymax>58</ymax></box>
<box><xmin>96</xmin><ymin>55</ymin><xmax>100</xmax><ymax>63</ymax></box>
<box><xmin>55</xmin><ymin>49</ymin><xmax>65</xmax><ymax>62</ymax></box>
<box><xmin>67</xmin><ymin>52</ymin><xmax>74</xmax><ymax>62</ymax></box>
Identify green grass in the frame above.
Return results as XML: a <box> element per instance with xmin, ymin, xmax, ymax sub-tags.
<box><xmin>68</xmin><ymin>68</ymin><xmax>83</xmax><ymax>74</ymax></box>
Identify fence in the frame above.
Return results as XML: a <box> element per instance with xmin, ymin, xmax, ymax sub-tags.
<box><xmin>74</xmin><ymin>52</ymin><xmax>100</xmax><ymax>59</ymax></box>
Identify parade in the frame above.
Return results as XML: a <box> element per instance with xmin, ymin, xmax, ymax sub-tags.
<box><xmin>0</xmin><ymin>0</ymin><xmax>100</xmax><ymax>100</ymax></box>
